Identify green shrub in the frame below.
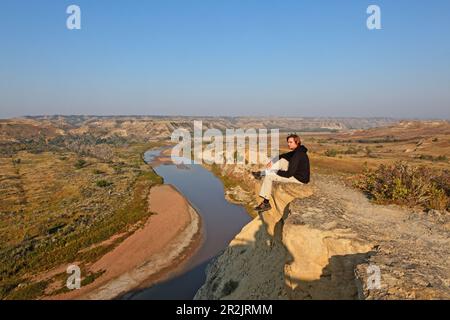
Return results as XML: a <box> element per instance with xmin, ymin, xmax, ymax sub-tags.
<box><xmin>417</xmin><ymin>154</ymin><xmax>434</xmax><ymax>161</ymax></box>
<box><xmin>355</xmin><ymin>162</ymin><xmax>449</xmax><ymax>211</ymax></box>
<box><xmin>416</xmin><ymin>154</ymin><xmax>448</xmax><ymax>162</ymax></box>
<box><xmin>74</xmin><ymin>159</ymin><xmax>87</xmax><ymax>169</ymax></box>
<box><xmin>343</xmin><ymin>147</ymin><xmax>359</xmax><ymax>155</ymax></box>
<box><xmin>434</xmin><ymin>155</ymin><xmax>448</xmax><ymax>162</ymax></box>
<box><xmin>81</xmin><ymin>270</ymin><xmax>105</xmax><ymax>286</ymax></box>
<box><xmin>324</xmin><ymin>147</ymin><xmax>361</xmax><ymax>157</ymax></box>
<box><xmin>0</xmin><ymin>279</ymin><xmax>21</xmax><ymax>299</ymax></box>
<box><xmin>96</xmin><ymin>180</ymin><xmax>113</xmax><ymax>188</ymax></box>
<box><xmin>324</xmin><ymin>149</ymin><xmax>338</xmax><ymax>157</ymax></box>
<box><xmin>5</xmin><ymin>280</ymin><xmax>49</xmax><ymax>300</ymax></box>
<box><xmin>365</xmin><ymin>147</ymin><xmax>376</xmax><ymax>158</ymax></box>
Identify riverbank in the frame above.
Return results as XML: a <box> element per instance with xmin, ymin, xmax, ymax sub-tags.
<box><xmin>121</xmin><ymin>148</ymin><xmax>252</xmax><ymax>299</ymax></box>
<box><xmin>48</xmin><ymin>184</ymin><xmax>202</xmax><ymax>300</ymax></box>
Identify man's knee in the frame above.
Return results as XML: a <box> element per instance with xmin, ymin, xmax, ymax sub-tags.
<box><xmin>279</xmin><ymin>158</ymin><xmax>289</xmax><ymax>170</ymax></box>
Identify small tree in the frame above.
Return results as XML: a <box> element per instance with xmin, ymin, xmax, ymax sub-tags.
<box><xmin>74</xmin><ymin>159</ymin><xmax>87</xmax><ymax>169</ymax></box>
<box><xmin>324</xmin><ymin>149</ymin><xmax>338</xmax><ymax>157</ymax></box>
<box><xmin>96</xmin><ymin>180</ymin><xmax>113</xmax><ymax>188</ymax></box>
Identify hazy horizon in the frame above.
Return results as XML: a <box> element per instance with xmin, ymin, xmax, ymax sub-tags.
<box><xmin>3</xmin><ymin>114</ymin><xmax>449</xmax><ymax>121</ymax></box>
<box><xmin>1</xmin><ymin>0</ymin><xmax>449</xmax><ymax>119</ymax></box>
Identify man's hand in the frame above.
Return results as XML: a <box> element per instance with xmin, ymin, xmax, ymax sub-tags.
<box><xmin>266</xmin><ymin>161</ymin><xmax>272</xmax><ymax>169</ymax></box>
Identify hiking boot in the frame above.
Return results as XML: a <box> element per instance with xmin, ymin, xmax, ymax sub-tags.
<box><xmin>254</xmin><ymin>201</ymin><xmax>271</xmax><ymax>212</ymax></box>
<box><xmin>251</xmin><ymin>171</ymin><xmax>263</xmax><ymax>180</ymax></box>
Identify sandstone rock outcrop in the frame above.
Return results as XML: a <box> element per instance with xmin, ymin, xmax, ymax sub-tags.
<box><xmin>195</xmin><ymin>174</ymin><xmax>450</xmax><ymax>300</ymax></box>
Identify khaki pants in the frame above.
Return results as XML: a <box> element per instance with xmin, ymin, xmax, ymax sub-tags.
<box><xmin>259</xmin><ymin>158</ymin><xmax>303</xmax><ymax>200</ymax></box>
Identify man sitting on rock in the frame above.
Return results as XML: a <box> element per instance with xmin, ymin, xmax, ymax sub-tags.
<box><xmin>252</xmin><ymin>133</ymin><xmax>310</xmax><ymax>212</ymax></box>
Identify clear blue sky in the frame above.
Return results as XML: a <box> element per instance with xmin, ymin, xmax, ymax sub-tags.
<box><xmin>1</xmin><ymin>0</ymin><xmax>449</xmax><ymax>119</ymax></box>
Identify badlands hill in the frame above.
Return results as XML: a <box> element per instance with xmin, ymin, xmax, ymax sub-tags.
<box><xmin>0</xmin><ymin>116</ymin><xmax>448</xmax><ymax>300</ymax></box>
<box><xmin>0</xmin><ymin>115</ymin><xmax>399</xmax><ymax>143</ymax></box>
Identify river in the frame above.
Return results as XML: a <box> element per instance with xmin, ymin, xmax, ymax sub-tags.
<box><xmin>121</xmin><ymin>149</ymin><xmax>252</xmax><ymax>299</ymax></box>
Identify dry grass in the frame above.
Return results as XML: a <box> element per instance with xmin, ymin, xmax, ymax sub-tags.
<box><xmin>282</xmin><ymin>121</ymin><xmax>450</xmax><ymax>176</ymax></box>
<box><xmin>0</xmin><ymin>142</ymin><xmax>163</xmax><ymax>299</ymax></box>
<box><xmin>276</xmin><ymin>122</ymin><xmax>450</xmax><ymax>210</ymax></box>
<box><xmin>354</xmin><ymin>162</ymin><xmax>449</xmax><ymax>211</ymax></box>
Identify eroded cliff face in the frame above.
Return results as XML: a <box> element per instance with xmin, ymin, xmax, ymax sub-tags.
<box><xmin>194</xmin><ymin>172</ymin><xmax>450</xmax><ymax>300</ymax></box>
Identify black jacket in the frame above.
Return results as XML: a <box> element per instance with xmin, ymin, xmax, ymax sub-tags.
<box><xmin>276</xmin><ymin>145</ymin><xmax>310</xmax><ymax>183</ymax></box>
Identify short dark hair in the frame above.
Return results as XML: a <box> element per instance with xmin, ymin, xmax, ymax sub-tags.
<box><xmin>286</xmin><ymin>134</ymin><xmax>301</xmax><ymax>145</ymax></box>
